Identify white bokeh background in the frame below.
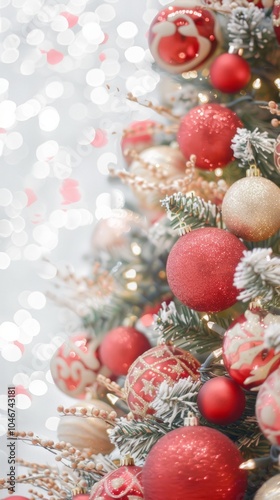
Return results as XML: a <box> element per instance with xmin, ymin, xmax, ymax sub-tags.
<box><xmin>0</xmin><ymin>0</ymin><xmax>169</xmax><ymax>495</ymax></box>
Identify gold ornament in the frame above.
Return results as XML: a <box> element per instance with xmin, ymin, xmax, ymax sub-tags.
<box><xmin>222</xmin><ymin>166</ymin><xmax>280</xmax><ymax>241</ymax></box>
<box><xmin>57</xmin><ymin>399</ymin><xmax>115</xmax><ymax>454</ymax></box>
<box><xmin>254</xmin><ymin>474</ymin><xmax>280</xmax><ymax>499</ymax></box>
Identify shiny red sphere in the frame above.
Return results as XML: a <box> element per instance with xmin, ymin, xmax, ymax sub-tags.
<box><xmin>177</xmin><ymin>103</ymin><xmax>243</xmax><ymax>170</ymax></box>
<box><xmin>210</xmin><ymin>53</ymin><xmax>251</xmax><ymax>93</ymax></box>
<box><xmin>197</xmin><ymin>376</ymin><xmax>246</xmax><ymax>425</ymax></box>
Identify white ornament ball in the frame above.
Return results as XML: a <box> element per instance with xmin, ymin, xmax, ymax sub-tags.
<box><xmin>254</xmin><ymin>474</ymin><xmax>280</xmax><ymax>499</ymax></box>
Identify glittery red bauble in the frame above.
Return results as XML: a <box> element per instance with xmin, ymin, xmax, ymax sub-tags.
<box><xmin>125</xmin><ymin>344</ymin><xmax>200</xmax><ymax>418</ymax></box>
<box><xmin>273</xmin><ymin>2</ymin><xmax>280</xmax><ymax>44</ymax></box>
<box><xmin>166</xmin><ymin>227</ymin><xmax>246</xmax><ymax>312</ymax></box>
<box><xmin>142</xmin><ymin>426</ymin><xmax>247</xmax><ymax>500</ymax></box>
<box><xmin>91</xmin><ymin>465</ymin><xmax>144</xmax><ymax>500</ymax></box>
<box><xmin>197</xmin><ymin>376</ymin><xmax>246</xmax><ymax>425</ymax></box>
<box><xmin>50</xmin><ymin>334</ymin><xmax>100</xmax><ymax>397</ymax></box>
<box><xmin>121</xmin><ymin>120</ymin><xmax>156</xmax><ymax>163</ymax></box>
<box><xmin>177</xmin><ymin>103</ymin><xmax>243</xmax><ymax>170</ymax></box>
<box><xmin>256</xmin><ymin>368</ymin><xmax>280</xmax><ymax>445</ymax></box>
<box><xmin>223</xmin><ymin>310</ymin><xmax>280</xmax><ymax>390</ymax></box>
<box><xmin>209</xmin><ymin>53</ymin><xmax>251</xmax><ymax>93</ymax></box>
<box><xmin>148</xmin><ymin>5</ymin><xmax>220</xmax><ymax>74</ymax></box>
<box><xmin>99</xmin><ymin>326</ymin><xmax>151</xmax><ymax>376</ymax></box>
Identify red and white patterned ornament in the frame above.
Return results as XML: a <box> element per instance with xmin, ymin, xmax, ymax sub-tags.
<box><xmin>148</xmin><ymin>5</ymin><xmax>221</xmax><ymax>74</ymax></box>
<box><xmin>90</xmin><ymin>465</ymin><xmax>144</xmax><ymax>500</ymax></box>
<box><xmin>273</xmin><ymin>0</ymin><xmax>280</xmax><ymax>45</ymax></box>
<box><xmin>50</xmin><ymin>334</ymin><xmax>100</xmax><ymax>397</ymax></box>
<box><xmin>274</xmin><ymin>134</ymin><xmax>280</xmax><ymax>173</ymax></box>
<box><xmin>125</xmin><ymin>344</ymin><xmax>200</xmax><ymax>418</ymax></box>
<box><xmin>256</xmin><ymin>368</ymin><xmax>280</xmax><ymax>445</ymax></box>
<box><xmin>223</xmin><ymin>311</ymin><xmax>280</xmax><ymax>390</ymax></box>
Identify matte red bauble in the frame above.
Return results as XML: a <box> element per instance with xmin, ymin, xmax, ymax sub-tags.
<box><xmin>90</xmin><ymin>465</ymin><xmax>144</xmax><ymax>500</ymax></box>
<box><xmin>125</xmin><ymin>344</ymin><xmax>200</xmax><ymax>418</ymax></box>
<box><xmin>166</xmin><ymin>227</ymin><xmax>246</xmax><ymax>312</ymax></box>
<box><xmin>256</xmin><ymin>368</ymin><xmax>280</xmax><ymax>445</ymax></box>
<box><xmin>177</xmin><ymin>103</ymin><xmax>243</xmax><ymax>170</ymax></box>
<box><xmin>72</xmin><ymin>495</ymin><xmax>90</xmax><ymax>500</ymax></box>
<box><xmin>223</xmin><ymin>310</ymin><xmax>280</xmax><ymax>390</ymax></box>
<box><xmin>99</xmin><ymin>326</ymin><xmax>151</xmax><ymax>376</ymax></box>
<box><xmin>197</xmin><ymin>376</ymin><xmax>246</xmax><ymax>425</ymax></box>
<box><xmin>148</xmin><ymin>5</ymin><xmax>220</xmax><ymax>74</ymax></box>
<box><xmin>209</xmin><ymin>53</ymin><xmax>251</xmax><ymax>93</ymax></box>
<box><xmin>142</xmin><ymin>426</ymin><xmax>247</xmax><ymax>500</ymax></box>
<box><xmin>50</xmin><ymin>334</ymin><xmax>100</xmax><ymax>397</ymax></box>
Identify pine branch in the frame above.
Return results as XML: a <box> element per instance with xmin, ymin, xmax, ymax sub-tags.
<box><xmin>151</xmin><ymin>378</ymin><xmax>201</xmax><ymax>427</ymax></box>
<box><xmin>161</xmin><ymin>193</ymin><xmax>224</xmax><ymax>235</ymax></box>
<box><xmin>234</xmin><ymin>248</ymin><xmax>280</xmax><ymax>304</ymax></box>
<box><xmin>109</xmin><ymin>417</ymin><xmax>171</xmax><ymax>465</ymax></box>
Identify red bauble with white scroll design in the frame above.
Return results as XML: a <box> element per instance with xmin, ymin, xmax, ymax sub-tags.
<box><xmin>274</xmin><ymin>134</ymin><xmax>280</xmax><ymax>172</ymax></box>
<box><xmin>50</xmin><ymin>334</ymin><xmax>100</xmax><ymax>397</ymax></box>
<box><xmin>256</xmin><ymin>368</ymin><xmax>280</xmax><ymax>445</ymax></box>
<box><xmin>148</xmin><ymin>5</ymin><xmax>221</xmax><ymax>74</ymax></box>
<box><xmin>273</xmin><ymin>0</ymin><xmax>280</xmax><ymax>45</ymax></box>
<box><xmin>223</xmin><ymin>311</ymin><xmax>280</xmax><ymax>390</ymax></box>
<box><xmin>90</xmin><ymin>465</ymin><xmax>144</xmax><ymax>500</ymax></box>
<box><xmin>125</xmin><ymin>344</ymin><xmax>200</xmax><ymax>418</ymax></box>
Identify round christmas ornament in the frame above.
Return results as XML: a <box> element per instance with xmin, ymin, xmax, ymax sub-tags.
<box><xmin>57</xmin><ymin>399</ymin><xmax>115</xmax><ymax>454</ymax></box>
<box><xmin>254</xmin><ymin>474</ymin><xmax>280</xmax><ymax>499</ymax></box>
<box><xmin>3</xmin><ymin>497</ymin><xmax>30</xmax><ymax>500</ymax></box>
<box><xmin>256</xmin><ymin>368</ymin><xmax>280</xmax><ymax>445</ymax></box>
<box><xmin>197</xmin><ymin>376</ymin><xmax>246</xmax><ymax>425</ymax></box>
<box><xmin>166</xmin><ymin>227</ymin><xmax>247</xmax><ymax>312</ymax></box>
<box><xmin>223</xmin><ymin>310</ymin><xmax>280</xmax><ymax>390</ymax></box>
<box><xmin>177</xmin><ymin>103</ymin><xmax>243</xmax><ymax>170</ymax></box>
<box><xmin>274</xmin><ymin>134</ymin><xmax>280</xmax><ymax>173</ymax></box>
<box><xmin>50</xmin><ymin>334</ymin><xmax>100</xmax><ymax>397</ymax></box>
<box><xmin>90</xmin><ymin>463</ymin><xmax>144</xmax><ymax>500</ymax></box>
<box><xmin>273</xmin><ymin>0</ymin><xmax>280</xmax><ymax>45</ymax></box>
<box><xmin>121</xmin><ymin>120</ymin><xmax>157</xmax><ymax>164</ymax></box>
<box><xmin>222</xmin><ymin>166</ymin><xmax>280</xmax><ymax>241</ymax></box>
<box><xmin>209</xmin><ymin>53</ymin><xmax>251</xmax><ymax>93</ymax></box>
<box><xmin>148</xmin><ymin>5</ymin><xmax>221</xmax><ymax>74</ymax></box>
<box><xmin>142</xmin><ymin>426</ymin><xmax>247</xmax><ymax>500</ymax></box>
<box><xmin>99</xmin><ymin>326</ymin><xmax>151</xmax><ymax>376</ymax></box>
<box><xmin>125</xmin><ymin>344</ymin><xmax>200</xmax><ymax>418</ymax></box>
<box><xmin>72</xmin><ymin>495</ymin><xmax>90</xmax><ymax>500</ymax></box>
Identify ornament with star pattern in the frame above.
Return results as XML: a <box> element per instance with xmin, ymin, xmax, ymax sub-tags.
<box><xmin>90</xmin><ymin>464</ymin><xmax>144</xmax><ymax>500</ymax></box>
<box><xmin>125</xmin><ymin>344</ymin><xmax>200</xmax><ymax>418</ymax></box>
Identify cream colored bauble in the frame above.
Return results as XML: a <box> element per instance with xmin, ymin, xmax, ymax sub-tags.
<box><xmin>254</xmin><ymin>474</ymin><xmax>280</xmax><ymax>499</ymax></box>
<box><xmin>57</xmin><ymin>399</ymin><xmax>115</xmax><ymax>454</ymax></box>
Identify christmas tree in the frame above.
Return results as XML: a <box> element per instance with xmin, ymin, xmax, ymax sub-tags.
<box><xmin>1</xmin><ymin>0</ymin><xmax>280</xmax><ymax>499</ymax></box>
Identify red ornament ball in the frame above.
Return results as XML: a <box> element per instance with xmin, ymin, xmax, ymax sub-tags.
<box><xmin>125</xmin><ymin>344</ymin><xmax>200</xmax><ymax>418</ymax></box>
<box><xmin>256</xmin><ymin>368</ymin><xmax>280</xmax><ymax>445</ymax></box>
<box><xmin>148</xmin><ymin>5</ymin><xmax>220</xmax><ymax>74</ymax></box>
<box><xmin>142</xmin><ymin>426</ymin><xmax>247</xmax><ymax>500</ymax></box>
<box><xmin>197</xmin><ymin>376</ymin><xmax>246</xmax><ymax>425</ymax></box>
<box><xmin>72</xmin><ymin>496</ymin><xmax>90</xmax><ymax>500</ymax></box>
<box><xmin>273</xmin><ymin>2</ymin><xmax>280</xmax><ymax>45</ymax></box>
<box><xmin>209</xmin><ymin>53</ymin><xmax>251</xmax><ymax>93</ymax></box>
<box><xmin>166</xmin><ymin>227</ymin><xmax>246</xmax><ymax>312</ymax></box>
<box><xmin>50</xmin><ymin>334</ymin><xmax>100</xmax><ymax>397</ymax></box>
<box><xmin>91</xmin><ymin>465</ymin><xmax>144</xmax><ymax>500</ymax></box>
<box><xmin>177</xmin><ymin>103</ymin><xmax>243</xmax><ymax>170</ymax></box>
<box><xmin>3</xmin><ymin>497</ymin><xmax>29</xmax><ymax>500</ymax></box>
<box><xmin>99</xmin><ymin>326</ymin><xmax>151</xmax><ymax>376</ymax></box>
<box><xmin>274</xmin><ymin>134</ymin><xmax>280</xmax><ymax>172</ymax></box>
<box><xmin>121</xmin><ymin>119</ymin><xmax>156</xmax><ymax>164</ymax></box>
<box><xmin>223</xmin><ymin>310</ymin><xmax>280</xmax><ymax>390</ymax></box>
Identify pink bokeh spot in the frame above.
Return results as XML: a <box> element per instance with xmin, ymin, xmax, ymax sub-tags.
<box><xmin>91</xmin><ymin>129</ymin><xmax>108</xmax><ymax>148</ymax></box>
<box><xmin>25</xmin><ymin>188</ymin><xmax>37</xmax><ymax>206</ymax></box>
<box><xmin>101</xmin><ymin>33</ymin><xmax>109</xmax><ymax>44</ymax></box>
<box><xmin>99</xmin><ymin>53</ymin><xmax>106</xmax><ymax>62</ymax></box>
<box><xmin>47</xmin><ymin>49</ymin><xmax>64</xmax><ymax>65</ymax></box>
<box><xmin>60</xmin><ymin>11</ymin><xmax>79</xmax><ymax>28</ymax></box>
<box><xmin>13</xmin><ymin>341</ymin><xmax>25</xmax><ymax>354</ymax></box>
<box><xmin>60</xmin><ymin>178</ymin><xmax>81</xmax><ymax>205</ymax></box>
<box><xmin>0</xmin><ymin>128</ymin><xmax>6</xmax><ymax>134</ymax></box>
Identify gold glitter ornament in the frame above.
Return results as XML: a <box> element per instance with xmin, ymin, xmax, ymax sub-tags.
<box><xmin>254</xmin><ymin>474</ymin><xmax>280</xmax><ymax>499</ymax></box>
<box><xmin>222</xmin><ymin>166</ymin><xmax>280</xmax><ymax>241</ymax></box>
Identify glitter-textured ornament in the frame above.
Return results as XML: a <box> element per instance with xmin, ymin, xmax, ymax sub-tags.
<box><xmin>177</xmin><ymin>103</ymin><xmax>243</xmax><ymax>170</ymax></box>
<box><xmin>273</xmin><ymin>0</ymin><xmax>280</xmax><ymax>45</ymax></box>
<box><xmin>148</xmin><ymin>5</ymin><xmax>220</xmax><ymax>74</ymax></box>
<box><xmin>254</xmin><ymin>473</ymin><xmax>280</xmax><ymax>499</ymax></box>
<box><xmin>223</xmin><ymin>311</ymin><xmax>280</xmax><ymax>390</ymax></box>
<box><xmin>142</xmin><ymin>426</ymin><xmax>247</xmax><ymax>500</ymax></box>
<box><xmin>121</xmin><ymin>120</ymin><xmax>156</xmax><ymax>164</ymax></box>
<box><xmin>197</xmin><ymin>376</ymin><xmax>246</xmax><ymax>425</ymax></box>
<box><xmin>57</xmin><ymin>399</ymin><xmax>115</xmax><ymax>454</ymax></box>
<box><xmin>90</xmin><ymin>465</ymin><xmax>144</xmax><ymax>500</ymax></box>
<box><xmin>209</xmin><ymin>53</ymin><xmax>251</xmax><ymax>93</ymax></box>
<box><xmin>125</xmin><ymin>344</ymin><xmax>200</xmax><ymax>418</ymax></box>
<box><xmin>274</xmin><ymin>134</ymin><xmax>280</xmax><ymax>172</ymax></box>
<box><xmin>99</xmin><ymin>326</ymin><xmax>151</xmax><ymax>376</ymax></box>
<box><xmin>166</xmin><ymin>227</ymin><xmax>247</xmax><ymax>312</ymax></box>
<box><xmin>50</xmin><ymin>334</ymin><xmax>100</xmax><ymax>397</ymax></box>
<box><xmin>222</xmin><ymin>171</ymin><xmax>280</xmax><ymax>241</ymax></box>
<box><xmin>256</xmin><ymin>368</ymin><xmax>280</xmax><ymax>445</ymax></box>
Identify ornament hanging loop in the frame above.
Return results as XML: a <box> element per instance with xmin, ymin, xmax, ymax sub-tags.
<box><xmin>246</xmin><ymin>164</ymin><xmax>261</xmax><ymax>177</ymax></box>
